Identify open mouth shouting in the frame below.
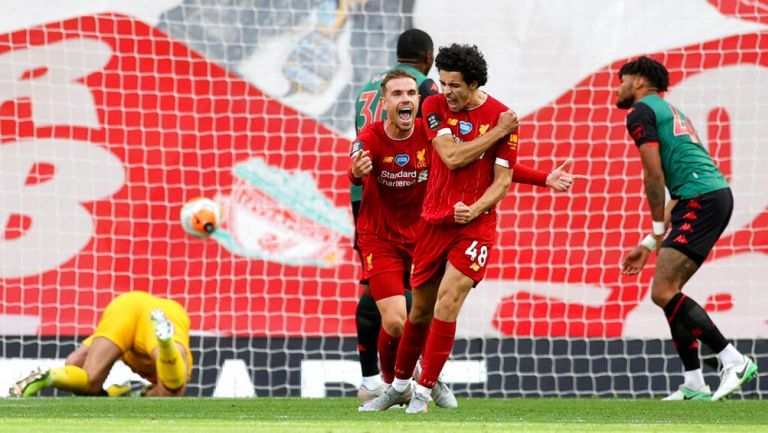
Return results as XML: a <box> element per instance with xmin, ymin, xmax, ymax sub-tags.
<box><xmin>397</xmin><ymin>106</ymin><xmax>413</xmax><ymax>122</ymax></box>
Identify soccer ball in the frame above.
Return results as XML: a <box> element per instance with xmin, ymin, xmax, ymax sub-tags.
<box><xmin>180</xmin><ymin>197</ymin><xmax>223</xmax><ymax>238</ymax></box>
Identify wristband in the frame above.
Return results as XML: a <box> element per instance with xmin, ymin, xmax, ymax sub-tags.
<box><xmin>511</xmin><ymin>163</ymin><xmax>548</xmax><ymax>187</ymax></box>
<box><xmin>652</xmin><ymin>221</ymin><xmax>666</xmax><ymax>236</ymax></box>
<box><xmin>639</xmin><ymin>234</ymin><xmax>657</xmax><ymax>251</ymax></box>
<box><xmin>436</xmin><ymin>128</ymin><xmax>452</xmax><ymax>137</ymax></box>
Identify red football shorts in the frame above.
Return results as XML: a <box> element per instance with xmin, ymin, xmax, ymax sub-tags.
<box><xmin>357</xmin><ymin>233</ymin><xmax>414</xmax><ymax>300</ymax></box>
<box><xmin>410</xmin><ymin>217</ymin><xmax>496</xmax><ymax>288</ymax></box>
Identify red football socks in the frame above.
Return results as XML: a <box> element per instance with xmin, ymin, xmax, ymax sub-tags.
<box><xmin>394</xmin><ymin>319</ymin><xmax>430</xmax><ymax>380</ymax></box>
<box><xmin>418</xmin><ymin>318</ymin><xmax>456</xmax><ymax>388</ymax></box>
<box><xmin>377</xmin><ymin>328</ymin><xmax>400</xmax><ymax>384</ymax></box>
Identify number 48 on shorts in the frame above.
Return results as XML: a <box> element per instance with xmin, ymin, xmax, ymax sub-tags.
<box><xmin>464</xmin><ymin>241</ymin><xmax>488</xmax><ymax>268</ymax></box>
<box><xmin>411</xmin><ymin>222</ymin><xmax>496</xmax><ymax>288</ymax></box>
<box><xmin>452</xmin><ymin>238</ymin><xmax>494</xmax><ymax>282</ymax></box>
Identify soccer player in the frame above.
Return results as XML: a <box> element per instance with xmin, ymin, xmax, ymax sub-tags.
<box><xmin>354</xmin><ymin>29</ymin><xmax>440</xmax><ymax>133</ymax></box>
<box><xmin>617</xmin><ymin>56</ymin><xmax>757</xmax><ymax>401</ymax></box>
<box><xmin>350</xmin><ymin>68</ymin><xmax>435</xmax><ymax>407</ymax></box>
<box><xmin>350</xmin><ymin>28</ymin><xmax>442</xmax><ymax>400</ymax></box>
<box><xmin>360</xmin><ymin>44</ymin><xmax>576</xmax><ymax>413</ymax></box>
<box><xmin>10</xmin><ymin>291</ymin><xmax>192</xmax><ymax>397</ymax></box>
<box><xmin>350</xmin><ymin>66</ymin><xmax>516</xmax><ymax>410</ymax></box>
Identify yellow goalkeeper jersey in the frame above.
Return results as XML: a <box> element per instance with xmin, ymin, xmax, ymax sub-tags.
<box><xmin>83</xmin><ymin>291</ymin><xmax>193</xmax><ymax>383</ymax></box>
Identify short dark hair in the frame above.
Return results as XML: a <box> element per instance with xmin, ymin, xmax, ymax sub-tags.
<box><xmin>618</xmin><ymin>56</ymin><xmax>670</xmax><ymax>92</ymax></box>
<box><xmin>434</xmin><ymin>44</ymin><xmax>488</xmax><ymax>87</ymax></box>
<box><xmin>380</xmin><ymin>69</ymin><xmax>417</xmax><ymax>94</ymax></box>
<box><xmin>397</xmin><ymin>29</ymin><xmax>433</xmax><ymax>62</ymax></box>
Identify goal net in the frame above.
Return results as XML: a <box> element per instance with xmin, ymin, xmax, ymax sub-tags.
<box><xmin>1</xmin><ymin>0</ymin><xmax>766</xmax><ymax>398</ymax></box>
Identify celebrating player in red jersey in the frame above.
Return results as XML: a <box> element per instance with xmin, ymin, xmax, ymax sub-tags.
<box><xmin>348</xmin><ymin>69</ymin><xmax>429</xmax><ymax>389</ymax></box>
<box><xmin>348</xmin><ymin>69</ymin><xmax>456</xmax><ymax>407</ymax></box>
<box><xmin>350</xmin><ymin>31</ymin><xmax>439</xmax><ymax>401</ymax></box>
<box><xmin>348</xmin><ymin>69</ymin><xmax>429</xmax><ymax>390</ymax></box>
<box><xmin>360</xmin><ymin>44</ymin><xmax>578</xmax><ymax>413</ymax></box>
<box><xmin>351</xmin><ymin>67</ymin><xmax>522</xmax><ymax>410</ymax></box>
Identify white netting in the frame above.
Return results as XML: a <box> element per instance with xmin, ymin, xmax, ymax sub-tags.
<box><xmin>1</xmin><ymin>0</ymin><xmax>766</xmax><ymax>398</ymax></box>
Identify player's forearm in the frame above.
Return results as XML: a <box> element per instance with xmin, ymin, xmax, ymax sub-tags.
<box><xmin>638</xmin><ymin>144</ymin><xmax>665</xmax><ymax>228</ymax></box>
<box><xmin>510</xmin><ymin>163</ymin><xmax>548</xmax><ymax>187</ymax></box>
<box><xmin>435</xmin><ymin>127</ymin><xmax>507</xmax><ymax>170</ymax></box>
<box><xmin>453</xmin><ymin>127</ymin><xmax>509</xmax><ymax>168</ymax></box>
<box><xmin>469</xmin><ymin>168</ymin><xmax>512</xmax><ymax>215</ymax></box>
<box><xmin>637</xmin><ymin>198</ymin><xmax>677</xmax><ymax>252</ymax></box>
<box><xmin>643</xmin><ymin>175</ymin><xmax>666</xmax><ymax>223</ymax></box>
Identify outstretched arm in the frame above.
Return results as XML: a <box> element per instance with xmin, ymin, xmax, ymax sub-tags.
<box><xmin>512</xmin><ymin>159</ymin><xmax>586</xmax><ymax>191</ymax></box>
<box><xmin>454</xmin><ymin>163</ymin><xmax>512</xmax><ymax>224</ymax></box>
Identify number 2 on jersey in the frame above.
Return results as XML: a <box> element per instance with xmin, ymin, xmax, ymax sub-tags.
<box><xmin>465</xmin><ymin>240</ymin><xmax>489</xmax><ymax>267</ymax></box>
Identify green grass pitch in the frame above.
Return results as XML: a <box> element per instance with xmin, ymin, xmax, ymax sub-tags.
<box><xmin>1</xmin><ymin>398</ymin><xmax>767</xmax><ymax>433</ymax></box>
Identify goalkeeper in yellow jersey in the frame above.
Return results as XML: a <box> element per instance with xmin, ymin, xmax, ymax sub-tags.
<box><xmin>10</xmin><ymin>291</ymin><xmax>193</xmax><ymax>397</ymax></box>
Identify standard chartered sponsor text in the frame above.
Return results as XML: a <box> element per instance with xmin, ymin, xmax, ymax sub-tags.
<box><xmin>378</xmin><ymin>170</ymin><xmax>417</xmax><ymax>188</ymax></box>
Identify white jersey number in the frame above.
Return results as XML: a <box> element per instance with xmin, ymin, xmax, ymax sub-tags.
<box><xmin>464</xmin><ymin>241</ymin><xmax>489</xmax><ymax>267</ymax></box>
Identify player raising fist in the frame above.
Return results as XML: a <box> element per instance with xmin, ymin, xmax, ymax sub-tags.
<box><xmin>361</xmin><ymin>43</ymin><xmax>580</xmax><ymax>414</ymax></box>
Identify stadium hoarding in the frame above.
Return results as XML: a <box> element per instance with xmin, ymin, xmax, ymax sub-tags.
<box><xmin>1</xmin><ymin>336</ymin><xmax>765</xmax><ymax>397</ymax></box>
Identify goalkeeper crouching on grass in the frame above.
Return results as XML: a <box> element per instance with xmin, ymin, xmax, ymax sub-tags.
<box><xmin>10</xmin><ymin>291</ymin><xmax>192</xmax><ymax>397</ymax></box>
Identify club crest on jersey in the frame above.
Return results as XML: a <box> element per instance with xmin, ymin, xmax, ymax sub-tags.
<box><xmin>395</xmin><ymin>154</ymin><xmax>410</xmax><ymax>166</ymax></box>
<box><xmin>459</xmin><ymin>121</ymin><xmax>473</xmax><ymax>135</ymax></box>
<box><xmin>416</xmin><ymin>148</ymin><xmax>427</xmax><ymax>168</ymax></box>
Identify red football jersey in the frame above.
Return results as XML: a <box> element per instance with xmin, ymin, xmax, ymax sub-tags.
<box><xmin>354</xmin><ymin>119</ymin><xmax>430</xmax><ymax>243</ymax></box>
<box><xmin>420</xmin><ymin>93</ymin><xmax>519</xmax><ymax>225</ymax></box>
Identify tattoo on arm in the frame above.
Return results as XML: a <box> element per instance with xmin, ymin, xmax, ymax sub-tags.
<box><xmin>638</xmin><ymin>144</ymin><xmax>665</xmax><ymax>222</ymax></box>
<box><xmin>644</xmin><ymin>178</ymin><xmax>666</xmax><ymax>222</ymax></box>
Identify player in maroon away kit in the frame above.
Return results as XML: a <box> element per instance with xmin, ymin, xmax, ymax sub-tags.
<box><xmin>617</xmin><ymin>56</ymin><xmax>756</xmax><ymax>401</ymax></box>
<box><xmin>360</xmin><ymin>43</ymin><xmax>579</xmax><ymax>413</ymax></box>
